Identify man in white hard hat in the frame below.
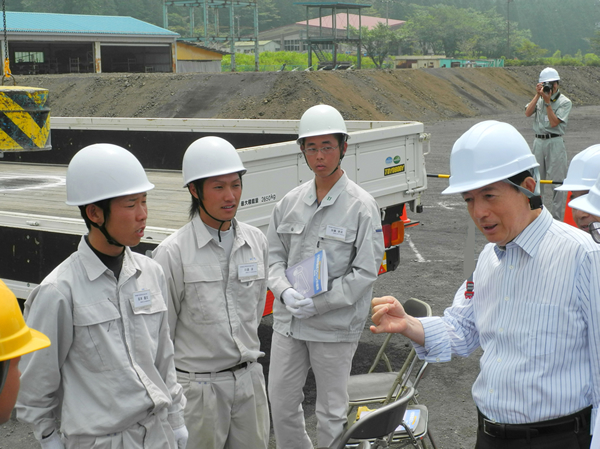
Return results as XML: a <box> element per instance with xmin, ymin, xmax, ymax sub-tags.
<box><xmin>16</xmin><ymin>144</ymin><xmax>188</xmax><ymax>449</ymax></box>
<box><xmin>152</xmin><ymin>137</ymin><xmax>269</xmax><ymax>449</ymax></box>
<box><xmin>371</xmin><ymin>121</ymin><xmax>599</xmax><ymax>449</ymax></box>
<box><xmin>0</xmin><ymin>281</ymin><xmax>50</xmax><ymax>424</ymax></box>
<box><xmin>525</xmin><ymin>67</ymin><xmax>572</xmax><ymax>220</ymax></box>
<box><xmin>267</xmin><ymin>104</ymin><xmax>384</xmax><ymax>449</ymax></box>
<box><xmin>556</xmin><ymin>144</ymin><xmax>600</xmax><ymax>232</ymax></box>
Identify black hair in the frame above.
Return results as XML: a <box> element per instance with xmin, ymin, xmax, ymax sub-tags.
<box><xmin>79</xmin><ymin>198</ymin><xmax>112</xmax><ymax>230</ymax></box>
<box><xmin>299</xmin><ymin>133</ymin><xmax>347</xmax><ymax>148</ymax></box>
<box><xmin>507</xmin><ymin>170</ymin><xmax>532</xmax><ymax>191</ymax></box>
<box><xmin>335</xmin><ymin>133</ymin><xmax>348</xmax><ymax>147</ymax></box>
<box><xmin>188</xmin><ymin>178</ymin><xmax>206</xmax><ymax>220</ymax></box>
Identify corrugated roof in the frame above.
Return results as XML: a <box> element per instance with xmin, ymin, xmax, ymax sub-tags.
<box><xmin>297</xmin><ymin>13</ymin><xmax>404</xmax><ymax>30</ymax></box>
<box><xmin>5</xmin><ymin>11</ymin><xmax>178</xmax><ymax>36</ymax></box>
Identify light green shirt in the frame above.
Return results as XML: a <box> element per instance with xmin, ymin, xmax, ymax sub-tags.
<box><xmin>531</xmin><ymin>90</ymin><xmax>572</xmax><ymax>135</ymax></box>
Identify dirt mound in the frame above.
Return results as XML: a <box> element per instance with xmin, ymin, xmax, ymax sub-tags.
<box><xmin>17</xmin><ymin>66</ymin><xmax>600</xmax><ymax>122</ymax></box>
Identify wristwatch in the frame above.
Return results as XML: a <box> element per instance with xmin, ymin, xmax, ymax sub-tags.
<box><xmin>545</xmin><ymin>103</ymin><xmax>551</xmax><ymax>107</ymax></box>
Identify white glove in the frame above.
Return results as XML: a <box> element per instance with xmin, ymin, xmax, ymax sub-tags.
<box><xmin>172</xmin><ymin>425</ymin><xmax>189</xmax><ymax>449</ymax></box>
<box><xmin>39</xmin><ymin>431</ymin><xmax>65</xmax><ymax>449</ymax></box>
<box><xmin>281</xmin><ymin>288</ymin><xmax>305</xmax><ymax>308</ymax></box>
<box><xmin>286</xmin><ymin>297</ymin><xmax>317</xmax><ymax>319</ymax></box>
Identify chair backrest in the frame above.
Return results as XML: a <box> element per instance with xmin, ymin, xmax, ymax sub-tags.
<box><xmin>412</xmin><ymin>361</ymin><xmax>432</xmax><ymax>393</ymax></box>
<box><xmin>403</xmin><ymin>298</ymin><xmax>432</xmax><ymax>318</ymax></box>
<box><xmin>367</xmin><ymin>298</ymin><xmax>432</xmax><ymax>374</ymax></box>
<box><xmin>334</xmin><ymin>387</ymin><xmax>415</xmax><ymax>449</ymax></box>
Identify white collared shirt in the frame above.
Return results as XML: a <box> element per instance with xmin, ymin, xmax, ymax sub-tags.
<box><xmin>416</xmin><ymin>208</ymin><xmax>600</xmax><ymax>427</ymax></box>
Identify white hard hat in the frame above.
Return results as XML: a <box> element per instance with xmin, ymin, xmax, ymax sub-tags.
<box><xmin>442</xmin><ymin>121</ymin><xmax>539</xmax><ymax>195</ymax></box>
<box><xmin>556</xmin><ymin>145</ymin><xmax>600</xmax><ymax>191</ymax></box>
<box><xmin>182</xmin><ymin>136</ymin><xmax>246</xmax><ymax>187</ymax></box>
<box><xmin>569</xmin><ymin>174</ymin><xmax>600</xmax><ymax>217</ymax></box>
<box><xmin>66</xmin><ymin>144</ymin><xmax>154</xmax><ymax>206</ymax></box>
<box><xmin>297</xmin><ymin>104</ymin><xmax>349</xmax><ymax>144</ymax></box>
<box><xmin>539</xmin><ymin>67</ymin><xmax>560</xmax><ymax>83</ymax></box>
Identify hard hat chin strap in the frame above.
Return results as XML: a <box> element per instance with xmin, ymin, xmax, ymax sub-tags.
<box><xmin>503</xmin><ymin>167</ymin><xmax>543</xmax><ymax>210</ymax></box>
<box><xmin>198</xmin><ymin>200</ymin><xmax>231</xmax><ymax>243</ymax></box>
<box><xmin>0</xmin><ymin>360</ymin><xmax>8</xmax><ymax>394</ymax></box>
<box><xmin>192</xmin><ymin>179</ymin><xmax>238</xmax><ymax>243</ymax></box>
<box><xmin>328</xmin><ymin>160</ymin><xmax>341</xmax><ymax>177</ymax></box>
<box><xmin>91</xmin><ymin>222</ymin><xmax>125</xmax><ymax>247</ymax></box>
<box><xmin>88</xmin><ymin>204</ymin><xmax>125</xmax><ymax>248</ymax></box>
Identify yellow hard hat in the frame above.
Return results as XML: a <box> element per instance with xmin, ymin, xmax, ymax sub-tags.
<box><xmin>0</xmin><ymin>280</ymin><xmax>50</xmax><ymax>362</ymax></box>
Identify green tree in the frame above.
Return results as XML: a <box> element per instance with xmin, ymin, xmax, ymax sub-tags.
<box><xmin>399</xmin><ymin>4</ymin><xmax>530</xmax><ymax>59</ymax></box>
<box><xmin>398</xmin><ymin>6</ymin><xmax>442</xmax><ymax>55</ymax></box>
<box><xmin>351</xmin><ymin>22</ymin><xmax>400</xmax><ymax>69</ymax></box>
<box><xmin>116</xmin><ymin>0</ymin><xmax>163</xmax><ymax>26</ymax></box>
<box><xmin>584</xmin><ymin>53</ymin><xmax>600</xmax><ymax>66</ymax></box>
<box><xmin>513</xmin><ymin>38</ymin><xmax>547</xmax><ymax>61</ymax></box>
<box><xmin>508</xmin><ymin>0</ymin><xmax>596</xmax><ymax>55</ymax></box>
<box><xmin>21</xmin><ymin>0</ymin><xmax>117</xmax><ymax>15</ymax></box>
<box><xmin>590</xmin><ymin>30</ymin><xmax>600</xmax><ymax>56</ymax></box>
<box><xmin>257</xmin><ymin>0</ymin><xmax>280</xmax><ymax>31</ymax></box>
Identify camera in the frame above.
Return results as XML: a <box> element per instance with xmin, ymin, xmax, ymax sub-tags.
<box><xmin>542</xmin><ymin>82</ymin><xmax>553</xmax><ymax>94</ymax></box>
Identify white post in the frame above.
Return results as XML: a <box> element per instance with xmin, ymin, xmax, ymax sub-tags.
<box><xmin>94</xmin><ymin>41</ymin><xmax>101</xmax><ymax>73</ymax></box>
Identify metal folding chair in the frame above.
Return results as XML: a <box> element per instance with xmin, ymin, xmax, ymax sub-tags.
<box><xmin>346</xmin><ymin>298</ymin><xmax>438</xmax><ymax>448</ymax></box>
<box><xmin>331</xmin><ymin>387</ymin><xmax>417</xmax><ymax>449</ymax></box>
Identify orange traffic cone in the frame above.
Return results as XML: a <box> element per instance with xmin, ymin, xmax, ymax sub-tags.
<box><xmin>400</xmin><ymin>203</ymin><xmax>420</xmax><ymax>228</ymax></box>
<box><xmin>563</xmin><ymin>191</ymin><xmax>577</xmax><ymax>228</ymax></box>
<box><xmin>399</xmin><ymin>203</ymin><xmax>410</xmax><ymax>224</ymax></box>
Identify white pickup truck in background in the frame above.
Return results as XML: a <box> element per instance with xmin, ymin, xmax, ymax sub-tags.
<box><xmin>0</xmin><ymin>116</ymin><xmax>429</xmax><ymax>309</ymax></box>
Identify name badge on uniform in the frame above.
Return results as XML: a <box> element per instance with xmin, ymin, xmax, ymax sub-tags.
<box><xmin>133</xmin><ymin>289</ymin><xmax>152</xmax><ymax>310</ymax></box>
<box><xmin>325</xmin><ymin>225</ymin><xmax>346</xmax><ymax>241</ymax></box>
<box><xmin>238</xmin><ymin>263</ymin><xmax>258</xmax><ymax>282</ymax></box>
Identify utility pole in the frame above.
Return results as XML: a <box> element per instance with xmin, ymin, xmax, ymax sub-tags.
<box><xmin>383</xmin><ymin>0</ymin><xmax>391</xmax><ymax>26</ymax></box>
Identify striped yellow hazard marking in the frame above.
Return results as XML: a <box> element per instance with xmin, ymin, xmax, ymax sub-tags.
<box><xmin>427</xmin><ymin>173</ymin><xmax>562</xmax><ymax>185</ymax></box>
<box><xmin>0</xmin><ymin>86</ymin><xmax>51</xmax><ymax>152</ymax></box>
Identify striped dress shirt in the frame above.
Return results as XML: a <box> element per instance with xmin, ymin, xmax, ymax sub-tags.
<box><xmin>415</xmin><ymin>208</ymin><xmax>600</xmax><ymax>427</ymax></box>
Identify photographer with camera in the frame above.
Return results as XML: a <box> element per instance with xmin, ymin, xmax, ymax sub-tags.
<box><xmin>525</xmin><ymin>67</ymin><xmax>572</xmax><ymax>220</ymax></box>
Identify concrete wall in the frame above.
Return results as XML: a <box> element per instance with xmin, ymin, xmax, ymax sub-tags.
<box><xmin>177</xmin><ymin>60</ymin><xmax>221</xmax><ymax>73</ymax></box>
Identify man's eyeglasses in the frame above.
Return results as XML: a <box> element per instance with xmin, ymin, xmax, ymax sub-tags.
<box><xmin>589</xmin><ymin>222</ymin><xmax>600</xmax><ymax>244</ymax></box>
<box><xmin>303</xmin><ymin>145</ymin><xmax>339</xmax><ymax>156</ymax></box>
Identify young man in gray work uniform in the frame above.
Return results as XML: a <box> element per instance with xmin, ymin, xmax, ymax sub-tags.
<box><xmin>153</xmin><ymin>136</ymin><xmax>269</xmax><ymax>449</ymax></box>
<box><xmin>17</xmin><ymin>144</ymin><xmax>188</xmax><ymax>449</ymax></box>
<box><xmin>267</xmin><ymin>104</ymin><xmax>384</xmax><ymax>449</ymax></box>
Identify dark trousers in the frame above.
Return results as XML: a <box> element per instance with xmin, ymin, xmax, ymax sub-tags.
<box><xmin>475</xmin><ymin>407</ymin><xmax>592</xmax><ymax>449</ymax></box>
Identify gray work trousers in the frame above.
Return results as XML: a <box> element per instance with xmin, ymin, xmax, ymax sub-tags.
<box><xmin>533</xmin><ymin>136</ymin><xmax>568</xmax><ymax>220</ymax></box>
<box><xmin>268</xmin><ymin>331</ymin><xmax>358</xmax><ymax>449</ymax></box>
